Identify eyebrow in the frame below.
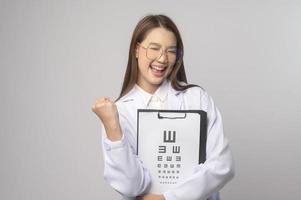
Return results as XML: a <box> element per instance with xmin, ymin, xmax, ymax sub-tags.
<box><xmin>149</xmin><ymin>42</ymin><xmax>177</xmax><ymax>49</ymax></box>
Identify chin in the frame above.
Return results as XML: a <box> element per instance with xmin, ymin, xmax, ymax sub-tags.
<box><xmin>150</xmin><ymin>78</ymin><xmax>166</xmax><ymax>85</ymax></box>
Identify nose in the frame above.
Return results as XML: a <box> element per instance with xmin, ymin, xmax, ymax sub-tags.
<box><xmin>157</xmin><ymin>50</ymin><xmax>168</xmax><ymax>63</ymax></box>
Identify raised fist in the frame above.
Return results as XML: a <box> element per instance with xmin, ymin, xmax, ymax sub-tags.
<box><xmin>91</xmin><ymin>97</ymin><xmax>122</xmax><ymax>141</ymax></box>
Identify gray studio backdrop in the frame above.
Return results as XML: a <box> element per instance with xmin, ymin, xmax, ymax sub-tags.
<box><xmin>1</xmin><ymin>0</ymin><xmax>300</xmax><ymax>200</ymax></box>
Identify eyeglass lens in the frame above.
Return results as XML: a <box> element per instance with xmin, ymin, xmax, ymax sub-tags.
<box><xmin>146</xmin><ymin>44</ymin><xmax>177</xmax><ymax>61</ymax></box>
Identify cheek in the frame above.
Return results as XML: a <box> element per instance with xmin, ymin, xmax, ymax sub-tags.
<box><xmin>138</xmin><ymin>57</ymin><xmax>152</xmax><ymax>70</ymax></box>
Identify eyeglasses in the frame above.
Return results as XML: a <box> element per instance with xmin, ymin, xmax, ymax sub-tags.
<box><xmin>137</xmin><ymin>43</ymin><xmax>179</xmax><ymax>61</ymax></box>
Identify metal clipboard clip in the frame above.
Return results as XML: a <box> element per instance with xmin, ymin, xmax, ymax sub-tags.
<box><xmin>157</xmin><ymin>112</ymin><xmax>187</xmax><ymax>119</ymax></box>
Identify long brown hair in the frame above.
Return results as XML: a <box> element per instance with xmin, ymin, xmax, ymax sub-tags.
<box><xmin>116</xmin><ymin>14</ymin><xmax>198</xmax><ymax>101</ymax></box>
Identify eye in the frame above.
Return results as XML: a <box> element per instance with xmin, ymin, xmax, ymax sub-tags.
<box><xmin>149</xmin><ymin>46</ymin><xmax>160</xmax><ymax>51</ymax></box>
<box><xmin>168</xmin><ymin>49</ymin><xmax>177</xmax><ymax>54</ymax></box>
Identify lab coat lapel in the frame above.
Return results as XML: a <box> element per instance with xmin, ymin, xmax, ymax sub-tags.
<box><xmin>119</xmin><ymin>85</ymin><xmax>147</xmax><ymax>109</ymax></box>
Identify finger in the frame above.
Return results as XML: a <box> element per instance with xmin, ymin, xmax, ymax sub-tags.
<box><xmin>97</xmin><ymin>97</ymin><xmax>111</xmax><ymax>104</ymax></box>
<box><xmin>95</xmin><ymin>102</ymin><xmax>104</xmax><ymax>108</ymax></box>
<box><xmin>91</xmin><ymin>104</ymin><xmax>100</xmax><ymax>112</ymax></box>
<box><xmin>95</xmin><ymin>98</ymin><xmax>107</xmax><ymax>105</ymax></box>
<box><xmin>97</xmin><ymin>97</ymin><xmax>106</xmax><ymax>102</ymax></box>
<box><xmin>91</xmin><ymin>103</ymin><xmax>100</xmax><ymax>112</ymax></box>
<box><xmin>104</xmin><ymin>97</ymin><xmax>111</xmax><ymax>103</ymax></box>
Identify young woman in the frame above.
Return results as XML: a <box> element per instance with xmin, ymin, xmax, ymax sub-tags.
<box><xmin>92</xmin><ymin>14</ymin><xmax>234</xmax><ymax>200</ymax></box>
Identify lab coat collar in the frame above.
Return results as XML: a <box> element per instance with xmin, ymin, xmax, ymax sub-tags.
<box><xmin>134</xmin><ymin>79</ymin><xmax>169</xmax><ymax>105</ymax></box>
<box><xmin>134</xmin><ymin>84</ymin><xmax>153</xmax><ymax>107</ymax></box>
<box><xmin>120</xmin><ymin>80</ymin><xmax>183</xmax><ymax>110</ymax></box>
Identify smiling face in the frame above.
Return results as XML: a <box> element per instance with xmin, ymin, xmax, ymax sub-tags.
<box><xmin>135</xmin><ymin>27</ymin><xmax>177</xmax><ymax>94</ymax></box>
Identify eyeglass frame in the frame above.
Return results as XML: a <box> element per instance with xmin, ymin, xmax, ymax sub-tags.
<box><xmin>137</xmin><ymin>42</ymin><xmax>181</xmax><ymax>62</ymax></box>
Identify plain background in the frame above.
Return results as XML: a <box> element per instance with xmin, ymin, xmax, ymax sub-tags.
<box><xmin>1</xmin><ymin>0</ymin><xmax>300</xmax><ymax>199</ymax></box>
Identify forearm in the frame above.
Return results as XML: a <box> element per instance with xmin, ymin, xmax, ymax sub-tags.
<box><xmin>103</xmin><ymin>121</ymin><xmax>123</xmax><ymax>141</ymax></box>
<box><xmin>163</xmin><ymin>150</ymin><xmax>234</xmax><ymax>200</ymax></box>
<box><xmin>137</xmin><ymin>194</ymin><xmax>166</xmax><ymax>200</ymax></box>
<box><xmin>102</xmin><ymin>127</ymin><xmax>151</xmax><ymax>197</ymax></box>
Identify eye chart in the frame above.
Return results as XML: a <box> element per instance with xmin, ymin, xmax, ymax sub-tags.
<box><xmin>137</xmin><ymin>109</ymin><xmax>207</xmax><ymax>193</ymax></box>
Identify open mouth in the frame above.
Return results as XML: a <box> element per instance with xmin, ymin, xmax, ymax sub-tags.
<box><xmin>150</xmin><ymin>65</ymin><xmax>167</xmax><ymax>76</ymax></box>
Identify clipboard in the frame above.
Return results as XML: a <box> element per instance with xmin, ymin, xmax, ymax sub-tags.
<box><xmin>137</xmin><ymin>109</ymin><xmax>207</xmax><ymax>193</ymax></box>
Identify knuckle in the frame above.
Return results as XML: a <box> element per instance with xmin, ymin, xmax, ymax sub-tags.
<box><xmin>95</xmin><ymin>103</ymin><xmax>102</xmax><ymax>108</ymax></box>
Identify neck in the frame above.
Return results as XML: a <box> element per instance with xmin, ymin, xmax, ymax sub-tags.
<box><xmin>138</xmin><ymin>84</ymin><xmax>160</xmax><ymax>94</ymax></box>
<box><xmin>136</xmin><ymin>82</ymin><xmax>160</xmax><ymax>94</ymax></box>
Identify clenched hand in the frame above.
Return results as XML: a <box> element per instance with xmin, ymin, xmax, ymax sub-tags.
<box><xmin>91</xmin><ymin>97</ymin><xmax>122</xmax><ymax>141</ymax></box>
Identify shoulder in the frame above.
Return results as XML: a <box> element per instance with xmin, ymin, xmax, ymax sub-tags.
<box><xmin>115</xmin><ymin>86</ymin><xmax>139</xmax><ymax>116</ymax></box>
<box><xmin>177</xmin><ymin>83</ymin><xmax>212</xmax><ymax>111</ymax></box>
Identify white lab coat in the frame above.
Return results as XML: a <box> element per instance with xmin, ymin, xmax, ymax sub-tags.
<box><xmin>101</xmin><ymin>81</ymin><xmax>235</xmax><ymax>200</ymax></box>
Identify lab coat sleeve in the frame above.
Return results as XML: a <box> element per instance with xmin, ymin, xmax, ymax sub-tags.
<box><xmin>163</xmin><ymin>93</ymin><xmax>235</xmax><ymax>200</ymax></box>
<box><xmin>101</xmin><ymin>112</ymin><xmax>151</xmax><ymax>197</ymax></box>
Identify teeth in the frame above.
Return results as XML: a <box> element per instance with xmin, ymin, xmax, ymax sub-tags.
<box><xmin>151</xmin><ymin>66</ymin><xmax>165</xmax><ymax>71</ymax></box>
